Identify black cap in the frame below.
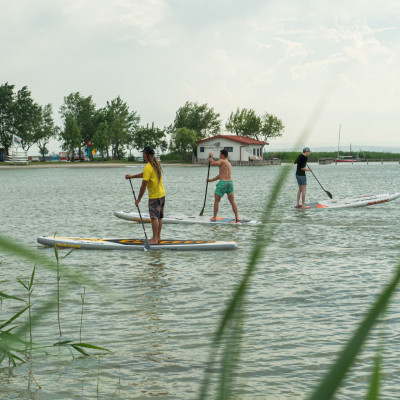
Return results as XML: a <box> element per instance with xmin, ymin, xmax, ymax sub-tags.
<box><xmin>142</xmin><ymin>146</ymin><xmax>155</xmax><ymax>155</ymax></box>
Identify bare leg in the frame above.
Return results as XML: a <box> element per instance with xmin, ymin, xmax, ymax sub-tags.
<box><xmin>300</xmin><ymin>185</ymin><xmax>310</xmax><ymax>209</ymax></box>
<box><xmin>149</xmin><ymin>218</ymin><xmax>160</xmax><ymax>244</ymax></box>
<box><xmin>227</xmin><ymin>192</ymin><xmax>239</xmax><ymax>221</ymax></box>
<box><xmin>296</xmin><ymin>186</ymin><xmax>302</xmax><ymax>207</ymax></box>
<box><xmin>157</xmin><ymin>219</ymin><xmax>163</xmax><ymax>243</ymax></box>
<box><xmin>210</xmin><ymin>194</ymin><xmax>221</xmax><ymax>221</ymax></box>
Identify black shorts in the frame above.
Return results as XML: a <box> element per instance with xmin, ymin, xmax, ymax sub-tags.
<box><xmin>148</xmin><ymin>196</ymin><xmax>165</xmax><ymax>219</ymax></box>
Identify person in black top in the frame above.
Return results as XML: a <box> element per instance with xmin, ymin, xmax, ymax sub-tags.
<box><xmin>295</xmin><ymin>147</ymin><xmax>312</xmax><ymax>209</ymax></box>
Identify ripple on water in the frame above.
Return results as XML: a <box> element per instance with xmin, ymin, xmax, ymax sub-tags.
<box><xmin>1</xmin><ymin>164</ymin><xmax>400</xmax><ymax>399</ymax></box>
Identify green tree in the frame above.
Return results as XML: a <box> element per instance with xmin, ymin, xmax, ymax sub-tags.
<box><xmin>92</xmin><ymin>120</ymin><xmax>110</xmax><ymax>160</ymax></box>
<box><xmin>171</xmin><ymin>127</ymin><xmax>197</xmax><ymax>156</ymax></box>
<box><xmin>14</xmin><ymin>86</ymin><xmax>42</xmax><ymax>151</ymax></box>
<box><xmin>60</xmin><ymin>114</ymin><xmax>81</xmax><ymax>158</ymax></box>
<box><xmin>103</xmin><ymin>96</ymin><xmax>140</xmax><ymax>160</ymax></box>
<box><xmin>59</xmin><ymin>93</ymin><xmax>97</xmax><ymax>158</ymax></box>
<box><xmin>35</xmin><ymin>104</ymin><xmax>58</xmax><ymax>159</ymax></box>
<box><xmin>173</xmin><ymin>101</ymin><xmax>221</xmax><ymax>140</ymax></box>
<box><xmin>258</xmin><ymin>113</ymin><xmax>285</xmax><ymax>142</ymax></box>
<box><xmin>225</xmin><ymin>107</ymin><xmax>261</xmax><ymax>138</ymax></box>
<box><xmin>0</xmin><ymin>82</ymin><xmax>15</xmax><ymax>155</ymax></box>
<box><xmin>131</xmin><ymin>122</ymin><xmax>168</xmax><ymax>155</ymax></box>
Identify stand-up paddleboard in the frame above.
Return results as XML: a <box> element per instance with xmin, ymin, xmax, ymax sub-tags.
<box><xmin>295</xmin><ymin>193</ymin><xmax>400</xmax><ymax>210</ymax></box>
<box><xmin>114</xmin><ymin>211</ymin><xmax>261</xmax><ymax>225</ymax></box>
<box><xmin>37</xmin><ymin>236</ymin><xmax>238</xmax><ymax>251</ymax></box>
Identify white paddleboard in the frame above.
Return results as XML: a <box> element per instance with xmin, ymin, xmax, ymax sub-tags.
<box><xmin>37</xmin><ymin>236</ymin><xmax>238</xmax><ymax>251</ymax></box>
<box><xmin>114</xmin><ymin>211</ymin><xmax>261</xmax><ymax>225</ymax></box>
<box><xmin>295</xmin><ymin>193</ymin><xmax>400</xmax><ymax>210</ymax></box>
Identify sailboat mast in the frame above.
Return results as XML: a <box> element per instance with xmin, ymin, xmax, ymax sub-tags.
<box><xmin>337</xmin><ymin>124</ymin><xmax>341</xmax><ymax>158</ymax></box>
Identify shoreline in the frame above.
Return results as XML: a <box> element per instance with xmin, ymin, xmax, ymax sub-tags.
<box><xmin>0</xmin><ymin>162</ymin><xmax>201</xmax><ymax>169</ymax></box>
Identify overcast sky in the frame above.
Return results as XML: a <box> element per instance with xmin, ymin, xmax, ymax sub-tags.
<box><xmin>2</xmin><ymin>0</ymin><xmax>400</xmax><ymax>153</ymax></box>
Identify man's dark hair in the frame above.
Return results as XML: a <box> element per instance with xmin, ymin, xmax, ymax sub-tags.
<box><xmin>220</xmin><ymin>149</ymin><xmax>228</xmax><ymax>158</ymax></box>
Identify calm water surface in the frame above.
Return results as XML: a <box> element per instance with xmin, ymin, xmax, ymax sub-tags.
<box><xmin>1</xmin><ymin>163</ymin><xmax>400</xmax><ymax>399</ymax></box>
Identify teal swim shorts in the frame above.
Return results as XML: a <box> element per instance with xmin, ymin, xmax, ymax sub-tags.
<box><xmin>215</xmin><ymin>180</ymin><xmax>234</xmax><ymax>197</ymax></box>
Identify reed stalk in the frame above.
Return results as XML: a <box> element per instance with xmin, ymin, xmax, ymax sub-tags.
<box><xmin>80</xmin><ymin>287</ymin><xmax>86</xmax><ymax>342</ymax></box>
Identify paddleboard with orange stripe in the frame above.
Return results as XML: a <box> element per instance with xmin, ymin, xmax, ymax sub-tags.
<box><xmin>37</xmin><ymin>236</ymin><xmax>238</xmax><ymax>251</ymax></box>
<box><xmin>295</xmin><ymin>193</ymin><xmax>400</xmax><ymax>210</ymax></box>
<box><xmin>114</xmin><ymin>211</ymin><xmax>260</xmax><ymax>225</ymax></box>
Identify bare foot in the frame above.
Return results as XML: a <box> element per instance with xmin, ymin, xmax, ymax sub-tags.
<box><xmin>148</xmin><ymin>238</ymin><xmax>159</xmax><ymax>244</ymax></box>
<box><xmin>210</xmin><ymin>217</ymin><xmax>217</xmax><ymax>222</ymax></box>
<box><xmin>301</xmin><ymin>205</ymin><xmax>310</xmax><ymax>209</ymax></box>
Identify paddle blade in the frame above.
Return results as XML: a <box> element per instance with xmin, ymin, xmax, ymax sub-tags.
<box><xmin>326</xmin><ymin>190</ymin><xmax>333</xmax><ymax>199</ymax></box>
<box><xmin>144</xmin><ymin>239</ymin><xmax>151</xmax><ymax>251</ymax></box>
<box><xmin>199</xmin><ymin>208</ymin><xmax>204</xmax><ymax>216</ymax></box>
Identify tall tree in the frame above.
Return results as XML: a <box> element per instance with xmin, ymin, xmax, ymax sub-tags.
<box><xmin>14</xmin><ymin>86</ymin><xmax>41</xmax><ymax>151</ymax></box>
<box><xmin>60</xmin><ymin>114</ymin><xmax>81</xmax><ymax>158</ymax></box>
<box><xmin>131</xmin><ymin>122</ymin><xmax>168</xmax><ymax>154</ymax></box>
<box><xmin>59</xmin><ymin>92</ymin><xmax>97</xmax><ymax>157</ymax></box>
<box><xmin>103</xmin><ymin>96</ymin><xmax>140</xmax><ymax>160</ymax></box>
<box><xmin>92</xmin><ymin>120</ymin><xmax>110</xmax><ymax>160</ymax></box>
<box><xmin>35</xmin><ymin>104</ymin><xmax>58</xmax><ymax>159</ymax></box>
<box><xmin>225</xmin><ymin>108</ymin><xmax>260</xmax><ymax>138</ymax></box>
<box><xmin>258</xmin><ymin>113</ymin><xmax>285</xmax><ymax>142</ymax></box>
<box><xmin>173</xmin><ymin>101</ymin><xmax>221</xmax><ymax>140</ymax></box>
<box><xmin>171</xmin><ymin>127</ymin><xmax>197</xmax><ymax>156</ymax></box>
<box><xmin>0</xmin><ymin>82</ymin><xmax>15</xmax><ymax>155</ymax></box>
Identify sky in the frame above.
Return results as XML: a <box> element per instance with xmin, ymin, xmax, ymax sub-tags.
<box><xmin>1</xmin><ymin>0</ymin><xmax>400</xmax><ymax>154</ymax></box>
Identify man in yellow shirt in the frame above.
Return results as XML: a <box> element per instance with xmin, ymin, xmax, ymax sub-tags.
<box><xmin>125</xmin><ymin>147</ymin><xmax>165</xmax><ymax>244</ymax></box>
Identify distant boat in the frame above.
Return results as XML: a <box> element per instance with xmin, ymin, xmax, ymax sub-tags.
<box><xmin>335</xmin><ymin>155</ymin><xmax>358</xmax><ymax>163</ymax></box>
<box><xmin>334</xmin><ymin>125</ymin><xmax>359</xmax><ymax>163</ymax></box>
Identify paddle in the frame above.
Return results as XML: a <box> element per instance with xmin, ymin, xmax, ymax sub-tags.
<box><xmin>199</xmin><ymin>160</ymin><xmax>211</xmax><ymax>216</ymax></box>
<box><xmin>307</xmin><ymin>164</ymin><xmax>333</xmax><ymax>199</ymax></box>
<box><xmin>128</xmin><ymin>179</ymin><xmax>151</xmax><ymax>251</ymax></box>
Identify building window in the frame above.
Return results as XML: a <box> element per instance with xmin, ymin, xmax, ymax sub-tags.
<box><xmin>200</xmin><ymin>147</ymin><xmax>205</xmax><ymax>153</ymax></box>
<box><xmin>257</xmin><ymin>148</ymin><xmax>259</xmax><ymax>156</ymax></box>
<box><xmin>224</xmin><ymin>147</ymin><xmax>233</xmax><ymax>152</ymax></box>
<box><xmin>253</xmin><ymin>149</ymin><xmax>256</xmax><ymax>155</ymax></box>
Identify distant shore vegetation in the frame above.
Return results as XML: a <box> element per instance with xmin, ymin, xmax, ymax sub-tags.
<box><xmin>0</xmin><ymin>82</ymin><xmax>284</xmax><ymax>161</ymax></box>
<box><xmin>266</xmin><ymin>151</ymin><xmax>400</xmax><ymax>162</ymax></box>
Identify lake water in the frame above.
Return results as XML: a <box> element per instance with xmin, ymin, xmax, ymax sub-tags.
<box><xmin>1</xmin><ymin>162</ymin><xmax>400</xmax><ymax>399</ymax></box>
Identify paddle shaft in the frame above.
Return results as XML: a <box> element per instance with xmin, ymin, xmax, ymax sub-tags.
<box><xmin>199</xmin><ymin>160</ymin><xmax>211</xmax><ymax>216</ymax></box>
<box><xmin>307</xmin><ymin>164</ymin><xmax>333</xmax><ymax>199</ymax></box>
<box><xmin>128</xmin><ymin>179</ymin><xmax>151</xmax><ymax>250</ymax></box>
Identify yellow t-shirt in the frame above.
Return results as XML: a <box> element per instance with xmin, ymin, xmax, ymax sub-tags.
<box><xmin>143</xmin><ymin>162</ymin><xmax>165</xmax><ymax>199</ymax></box>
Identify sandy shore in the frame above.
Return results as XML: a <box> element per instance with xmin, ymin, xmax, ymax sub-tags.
<box><xmin>0</xmin><ymin>162</ymin><xmax>201</xmax><ymax>169</ymax></box>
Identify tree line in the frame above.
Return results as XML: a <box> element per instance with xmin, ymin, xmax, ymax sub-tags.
<box><xmin>268</xmin><ymin>151</ymin><xmax>400</xmax><ymax>162</ymax></box>
<box><xmin>0</xmin><ymin>82</ymin><xmax>285</xmax><ymax>160</ymax></box>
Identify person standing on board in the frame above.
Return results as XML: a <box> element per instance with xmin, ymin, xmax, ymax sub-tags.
<box><xmin>295</xmin><ymin>147</ymin><xmax>312</xmax><ymax>209</ymax></box>
<box><xmin>125</xmin><ymin>147</ymin><xmax>165</xmax><ymax>244</ymax></box>
<box><xmin>207</xmin><ymin>149</ymin><xmax>239</xmax><ymax>222</ymax></box>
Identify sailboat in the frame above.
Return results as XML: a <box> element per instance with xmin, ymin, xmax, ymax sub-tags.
<box><xmin>334</xmin><ymin>125</ymin><xmax>358</xmax><ymax>163</ymax></box>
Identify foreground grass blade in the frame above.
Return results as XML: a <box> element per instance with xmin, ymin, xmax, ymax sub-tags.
<box><xmin>0</xmin><ymin>305</ymin><xmax>30</xmax><ymax>330</ymax></box>
<box><xmin>0</xmin><ymin>291</ymin><xmax>25</xmax><ymax>302</ymax></box>
<box><xmin>0</xmin><ymin>235</ymin><xmax>99</xmax><ymax>290</ymax></box>
<box><xmin>72</xmin><ymin>343</ymin><xmax>111</xmax><ymax>352</ymax></box>
<box><xmin>0</xmin><ymin>233</ymin><xmax>113</xmax><ymax>359</ymax></box>
<box><xmin>307</xmin><ymin>262</ymin><xmax>400</xmax><ymax>400</ymax></box>
<box><xmin>198</xmin><ymin>164</ymin><xmax>293</xmax><ymax>400</ymax></box>
<box><xmin>366</xmin><ymin>347</ymin><xmax>381</xmax><ymax>400</ymax></box>
<box><xmin>197</xmin><ymin>87</ymin><xmax>341</xmax><ymax>399</ymax></box>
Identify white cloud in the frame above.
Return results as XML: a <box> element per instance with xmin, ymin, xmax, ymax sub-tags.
<box><xmin>2</xmin><ymin>0</ymin><xmax>400</xmax><ymax>152</ymax></box>
<box><xmin>60</xmin><ymin>0</ymin><xmax>172</xmax><ymax>45</ymax></box>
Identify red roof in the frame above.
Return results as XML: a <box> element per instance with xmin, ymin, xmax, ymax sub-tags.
<box><xmin>196</xmin><ymin>135</ymin><xmax>268</xmax><ymax>145</ymax></box>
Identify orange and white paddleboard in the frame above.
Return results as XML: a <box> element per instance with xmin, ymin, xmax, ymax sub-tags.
<box><xmin>295</xmin><ymin>193</ymin><xmax>400</xmax><ymax>210</ymax></box>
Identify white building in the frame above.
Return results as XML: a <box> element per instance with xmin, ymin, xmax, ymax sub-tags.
<box><xmin>196</xmin><ymin>135</ymin><xmax>268</xmax><ymax>162</ymax></box>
